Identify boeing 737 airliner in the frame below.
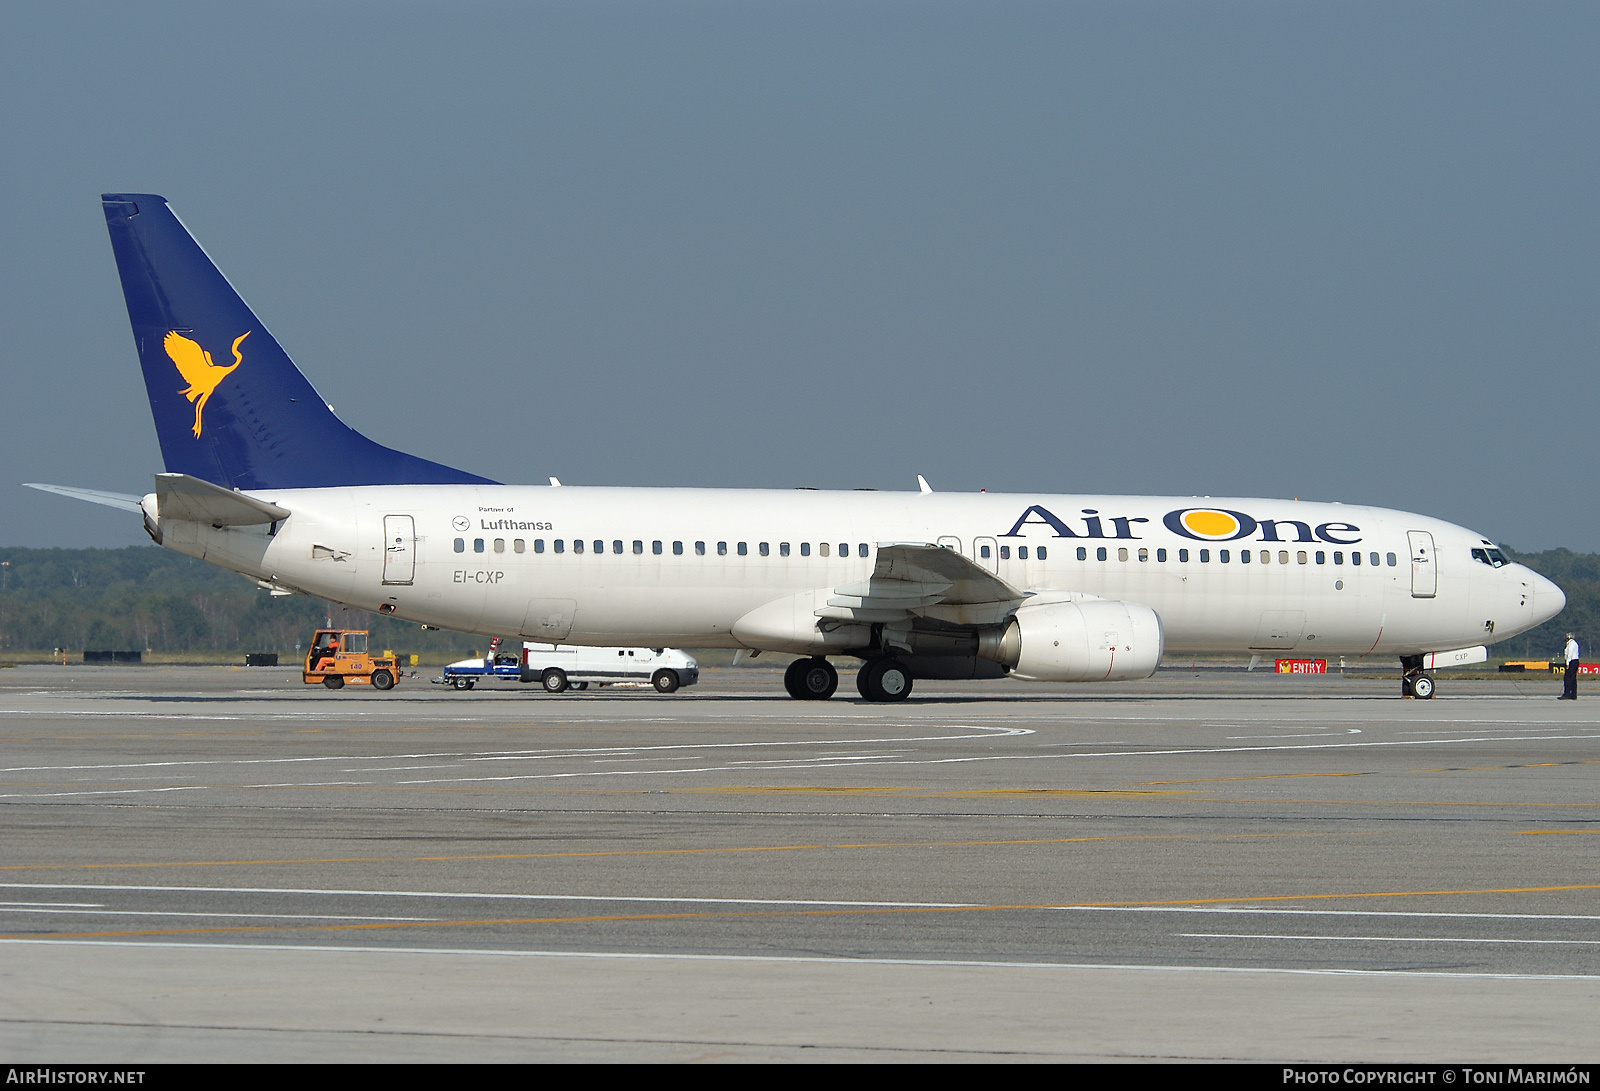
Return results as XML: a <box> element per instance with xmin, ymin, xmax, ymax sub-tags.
<box><xmin>26</xmin><ymin>195</ymin><xmax>1566</xmax><ymax>701</ymax></box>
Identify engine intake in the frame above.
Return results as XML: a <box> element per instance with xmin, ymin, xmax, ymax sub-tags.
<box><xmin>979</xmin><ymin>599</ymin><xmax>1163</xmax><ymax>682</ymax></box>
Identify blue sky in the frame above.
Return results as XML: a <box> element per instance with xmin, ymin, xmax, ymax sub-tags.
<box><xmin>2</xmin><ymin>2</ymin><xmax>1595</xmax><ymax>550</ymax></box>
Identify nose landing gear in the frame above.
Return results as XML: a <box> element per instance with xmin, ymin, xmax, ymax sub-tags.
<box><xmin>1400</xmin><ymin>654</ymin><xmax>1436</xmax><ymax>699</ymax></box>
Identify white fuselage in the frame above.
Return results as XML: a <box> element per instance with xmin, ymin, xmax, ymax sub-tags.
<box><xmin>152</xmin><ymin>485</ymin><xmax>1563</xmax><ymax>659</ymax></box>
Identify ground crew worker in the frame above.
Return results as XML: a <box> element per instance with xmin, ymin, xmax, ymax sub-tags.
<box><xmin>1560</xmin><ymin>633</ymin><xmax>1580</xmax><ymax>700</ymax></box>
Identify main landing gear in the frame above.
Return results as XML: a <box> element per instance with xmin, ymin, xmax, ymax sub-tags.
<box><xmin>856</xmin><ymin>658</ymin><xmax>912</xmax><ymax>703</ymax></box>
<box><xmin>781</xmin><ymin>657</ymin><xmax>914</xmax><ymax>702</ymax></box>
<box><xmin>1400</xmin><ymin>654</ymin><xmax>1435</xmax><ymax>699</ymax></box>
<box><xmin>783</xmin><ymin>657</ymin><xmax>839</xmax><ymax>700</ymax></box>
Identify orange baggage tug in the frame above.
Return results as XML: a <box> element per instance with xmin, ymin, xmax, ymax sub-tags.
<box><xmin>303</xmin><ymin>629</ymin><xmax>400</xmax><ymax>691</ymax></box>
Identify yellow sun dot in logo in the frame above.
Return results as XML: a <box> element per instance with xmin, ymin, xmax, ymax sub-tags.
<box><xmin>1182</xmin><ymin>510</ymin><xmax>1239</xmax><ymax>538</ymax></box>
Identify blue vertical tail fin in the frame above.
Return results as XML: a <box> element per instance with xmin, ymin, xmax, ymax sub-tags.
<box><xmin>102</xmin><ymin>194</ymin><xmax>495</xmax><ymax>490</ymax></box>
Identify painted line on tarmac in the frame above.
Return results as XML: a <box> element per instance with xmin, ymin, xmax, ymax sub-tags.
<box><xmin>0</xmin><ymin>830</ymin><xmax>1366</xmax><ymax>874</ymax></box>
<box><xmin>4</xmin><ymin>882</ymin><xmax>1599</xmax><ymax>941</ymax></box>
<box><xmin>1</xmin><ymin>937</ymin><xmax>1596</xmax><ymax>981</ymax></box>
<box><xmin>0</xmin><ymin>724</ymin><xmax>1034</xmax><ymax>776</ymax></box>
<box><xmin>0</xmin><ymin>882</ymin><xmax>977</xmax><ymax>909</ymax></box>
<box><xmin>1182</xmin><ymin>932</ymin><xmax>1600</xmax><ymax>946</ymax></box>
<box><xmin>11</xmin><ymin>885</ymin><xmax>1600</xmax><ymax>922</ymax></box>
<box><xmin>391</xmin><ymin>732</ymin><xmax>1600</xmax><ymax>784</ymax></box>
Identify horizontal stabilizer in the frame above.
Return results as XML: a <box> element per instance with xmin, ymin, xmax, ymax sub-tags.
<box><xmin>154</xmin><ymin>473</ymin><xmax>290</xmax><ymax>526</ymax></box>
<box><xmin>23</xmin><ymin>483</ymin><xmax>143</xmax><ymax>513</ymax></box>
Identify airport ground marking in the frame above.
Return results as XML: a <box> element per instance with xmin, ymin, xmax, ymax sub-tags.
<box><xmin>1181</xmin><ymin>932</ymin><xmax>1600</xmax><ymax>946</ymax></box>
<box><xmin>4</xmin><ymin>935</ymin><xmax>1599</xmax><ymax>981</ymax></box>
<box><xmin>1133</xmin><ymin>772</ymin><xmax>1371</xmax><ymax>786</ymax></box>
<box><xmin>10</xmin><ymin>884</ymin><xmax>1600</xmax><ymax>922</ymax></box>
<box><xmin>6</xmin><ymin>882</ymin><xmax>1600</xmax><ymax>942</ymax></box>
<box><xmin>0</xmin><ymin>830</ymin><xmax>1372</xmax><ymax>874</ymax></box>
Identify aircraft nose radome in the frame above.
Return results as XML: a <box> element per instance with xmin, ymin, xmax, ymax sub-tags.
<box><xmin>1532</xmin><ymin>573</ymin><xmax>1567</xmax><ymax>626</ymax></box>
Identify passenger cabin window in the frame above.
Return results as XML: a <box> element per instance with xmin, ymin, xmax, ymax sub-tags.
<box><xmin>980</xmin><ymin>544</ymin><xmax>991</xmax><ymax>559</ymax></box>
<box><xmin>1241</xmin><ymin>549</ymin><xmax>1251</xmax><ymax>564</ymax></box>
<box><xmin>1386</xmin><ymin>552</ymin><xmax>1397</xmax><ymax>566</ymax></box>
<box><xmin>1333</xmin><ymin>551</ymin><xmax>1343</xmax><ymax>564</ymax></box>
<box><xmin>1370</xmin><ymin>552</ymin><xmax>1380</xmax><ymax>566</ymax></box>
<box><xmin>474</xmin><ymin>539</ymin><xmax>485</xmax><ymax>553</ymax></box>
<box><xmin>738</xmin><ymin>542</ymin><xmax>748</xmax><ymax>556</ymax></box>
<box><xmin>800</xmin><ymin>543</ymin><xmax>810</xmax><ymax>557</ymax></box>
<box><xmin>614</xmin><ymin>540</ymin><xmax>624</xmax><ymax>554</ymax></box>
<box><xmin>819</xmin><ymin>543</ymin><xmax>830</xmax><ymax>557</ymax></box>
<box><xmin>1118</xmin><ymin>547</ymin><xmax>1129</xmax><ymax>561</ymax></box>
<box><xmin>1315</xmin><ymin>551</ymin><xmax>1325</xmax><ymax>564</ymax></box>
<box><xmin>454</xmin><ymin>538</ymin><xmax>464</xmax><ymax>553</ymax></box>
<box><xmin>1178</xmin><ymin>549</ymin><xmax>1189</xmax><ymax>562</ymax></box>
<box><xmin>1037</xmin><ymin>546</ymin><xmax>1048</xmax><ymax>560</ymax></box>
<box><xmin>1297</xmin><ymin>551</ymin><xmax>1307</xmax><ymax>564</ymax></box>
<box><xmin>759</xmin><ymin>543</ymin><xmax>770</xmax><ymax>557</ymax></box>
<box><xmin>779</xmin><ymin>543</ymin><xmax>790</xmax><ymax>557</ymax></box>
<box><xmin>494</xmin><ymin>539</ymin><xmax>505</xmax><ymax>553</ymax></box>
<box><xmin>695</xmin><ymin>541</ymin><xmax>705</xmax><ymax>555</ymax></box>
<box><xmin>573</xmin><ymin>540</ymin><xmax>584</xmax><ymax>554</ymax></box>
<box><xmin>718</xmin><ymin>542</ymin><xmax>727</xmax><ymax>556</ymax></box>
<box><xmin>1220</xmin><ymin>549</ymin><xmax>1230</xmax><ymax>563</ymax></box>
<box><xmin>515</xmin><ymin>539</ymin><xmax>526</xmax><ymax>553</ymax></box>
<box><xmin>1000</xmin><ymin>546</ymin><xmax>1011</xmax><ymax>560</ymax></box>
<box><xmin>1018</xmin><ymin>546</ymin><xmax>1029</xmax><ymax>560</ymax></box>
<box><xmin>1138</xmin><ymin>548</ymin><xmax>1148</xmax><ymax>562</ymax></box>
<box><xmin>632</xmin><ymin>541</ymin><xmax>643</xmax><ymax>555</ymax></box>
<box><xmin>1199</xmin><ymin>549</ymin><xmax>1210</xmax><ymax>563</ymax></box>
<box><xmin>1156</xmin><ymin>548</ymin><xmax>1167</xmax><ymax>562</ymax></box>
<box><xmin>1076</xmin><ymin>547</ymin><xmax>1087</xmax><ymax>561</ymax></box>
<box><xmin>839</xmin><ymin>543</ymin><xmax>849</xmax><ymax>557</ymax></box>
<box><xmin>673</xmin><ymin>541</ymin><xmax>683</xmax><ymax>555</ymax></box>
<box><xmin>858</xmin><ymin>544</ymin><xmax>868</xmax><ymax>558</ymax></box>
<box><xmin>1096</xmin><ymin>547</ymin><xmax>1107</xmax><ymax>561</ymax></box>
<box><xmin>532</xmin><ymin>540</ymin><xmax>543</xmax><ymax>554</ymax></box>
<box><xmin>652</xmin><ymin>541</ymin><xmax>662</xmax><ymax>555</ymax></box>
<box><xmin>1351</xmin><ymin>551</ymin><xmax>1360</xmax><ymax>565</ymax></box>
<box><xmin>555</xmin><ymin>540</ymin><xmax>565</xmax><ymax>554</ymax></box>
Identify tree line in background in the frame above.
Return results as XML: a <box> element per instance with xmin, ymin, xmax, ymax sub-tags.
<box><xmin>0</xmin><ymin>547</ymin><xmax>480</xmax><ymax>657</ymax></box>
<box><xmin>0</xmin><ymin>544</ymin><xmax>1591</xmax><ymax>661</ymax></box>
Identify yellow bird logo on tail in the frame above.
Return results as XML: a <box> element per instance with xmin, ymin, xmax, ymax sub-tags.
<box><xmin>165</xmin><ymin>330</ymin><xmax>249</xmax><ymax>438</ymax></box>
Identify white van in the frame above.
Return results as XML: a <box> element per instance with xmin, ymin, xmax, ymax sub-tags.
<box><xmin>522</xmin><ymin>643</ymin><xmax>699</xmax><ymax>693</ymax></box>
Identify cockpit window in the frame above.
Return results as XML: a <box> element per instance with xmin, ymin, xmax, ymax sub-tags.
<box><xmin>1471</xmin><ymin>547</ymin><xmax>1510</xmax><ymax>568</ymax></box>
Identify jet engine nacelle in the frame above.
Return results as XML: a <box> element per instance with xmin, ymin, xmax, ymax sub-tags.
<box><xmin>982</xmin><ymin>598</ymin><xmax>1164</xmax><ymax>682</ymax></box>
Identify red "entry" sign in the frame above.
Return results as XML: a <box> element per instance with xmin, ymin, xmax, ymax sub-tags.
<box><xmin>1276</xmin><ymin>659</ymin><xmax>1327</xmax><ymax>674</ymax></box>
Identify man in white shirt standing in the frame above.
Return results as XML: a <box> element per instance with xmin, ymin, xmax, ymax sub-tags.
<box><xmin>1560</xmin><ymin>633</ymin><xmax>1580</xmax><ymax>700</ymax></box>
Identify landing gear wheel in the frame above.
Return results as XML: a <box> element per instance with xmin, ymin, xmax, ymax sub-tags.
<box><xmin>800</xmin><ymin>658</ymin><xmax>837</xmax><ymax>700</ymax></box>
<box><xmin>858</xmin><ymin>658</ymin><xmax>912</xmax><ymax>702</ymax></box>
<box><xmin>786</xmin><ymin>658</ymin><xmax>838</xmax><ymax>700</ymax></box>
<box><xmin>652</xmin><ymin>669</ymin><xmax>680</xmax><ymax>693</ymax></box>
<box><xmin>784</xmin><ymin>658</ymin><xmax>807</xmax><ymax>699</ymax></box>
<box><xmin>1412</xmin><ymin>673</ymin><xmax>1435</xmax><ymax>699</ymax></box>
<box><xmin>451</xmin><ymin>677</ymin><xmax>474</xmax><ymax>691</ymax></box>
<box><xmin>322</xmin><ymin>675</ymin><xmax>344</xmax><ymax>690</ymax></box>
<box><xmin>542</xmin><ymin>668</ymin><xmax>569</xmax><ymax>693</ymax></box>
<box><xmin>574</xmin><ymin>681</ymin><xmax>589</xmax><ymax>691</ymax></box>
<box><xmin>371</xmin><ymin>670</ymin><xmax>394</xmax><ymax>691</ymax></box>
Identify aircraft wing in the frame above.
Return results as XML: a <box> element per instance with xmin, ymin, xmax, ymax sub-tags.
<box><xmin>817</xmin><ymin>542</ymin><xmax>1025</xmax><ymax>626</ymax></box>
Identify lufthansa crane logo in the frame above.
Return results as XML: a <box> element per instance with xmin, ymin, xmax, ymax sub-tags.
<box><xmin>165</xmin><ymin>330</ymin><xmax>249</xmax><ymax>438</ymax></box>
